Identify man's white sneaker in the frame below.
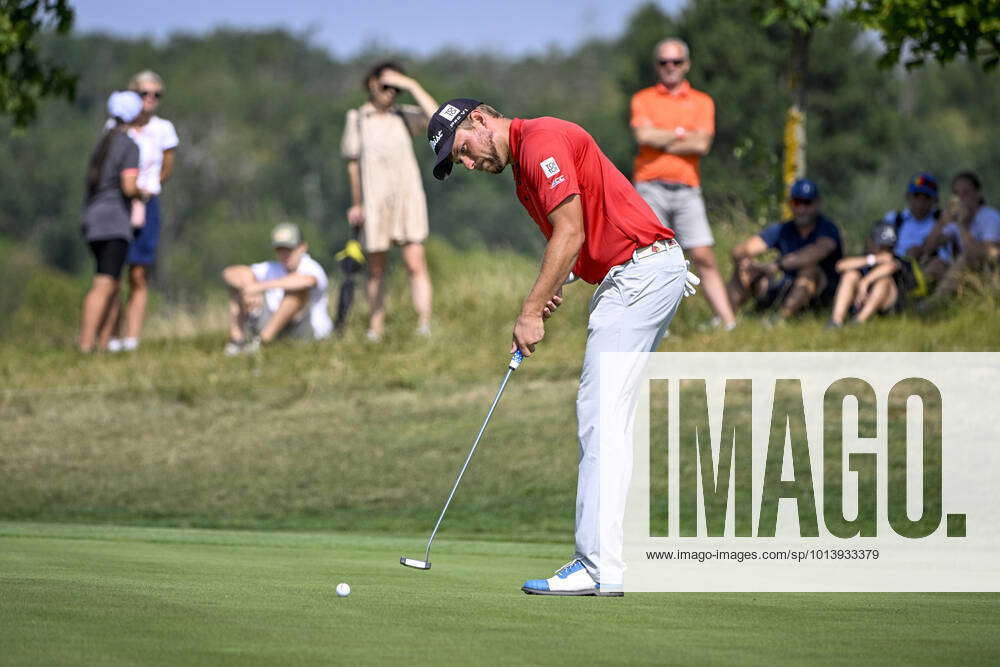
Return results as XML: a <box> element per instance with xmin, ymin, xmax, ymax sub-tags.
<box><xmin>107</xmin><ymin>338</ymin><xmax>123</xmax><ymax>352</ymax></box>
<box><xmin>521</xmin><ymin>560</ymin><xmax>597</xmax><ymax>596</ymax></box>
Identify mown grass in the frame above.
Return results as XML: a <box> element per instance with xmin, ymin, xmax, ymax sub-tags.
<box><xmin>2</xmin><ymin>522</ymin><xmax>998</xmax><ymax>666</ymax></box>
<box><xmin>1</xmin><ymin>237</ymin><xmax>998</xmax><ymax>535</ymax></box>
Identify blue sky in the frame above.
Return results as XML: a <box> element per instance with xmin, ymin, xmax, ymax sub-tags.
<box><xmin>74</xmin><ymin>0</ymin><xmax>686</xmax><ymax>58</ymax></box>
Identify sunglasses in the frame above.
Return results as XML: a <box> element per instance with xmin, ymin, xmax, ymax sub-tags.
<box><xmin>791</xmin><ymin>198</ymin><xmax>816</xmax><ymax>206</ymax></box>
<box><xmin>380</xmin><ymin>85</ymin><xmax>400</xmax><ymax>93</ymax></box>
<box><xmin>658</xmin><ymin>58</ymin><xmax>687</xmax><ymax>67</ymax></box>
<box><xmin>138</xmin><ymin>90</ymin><xmax>162</xmax><ymax>99</ymax></box>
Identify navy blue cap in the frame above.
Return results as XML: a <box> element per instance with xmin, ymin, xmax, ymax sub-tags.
<box><xmin>870</xmin><ymin>222</ymin><xmax>898</xmax><ymax>248</ymax></box>
<box><xmin>427</xmin><ymin>98</ymin><xmax>481</xmax><ymax>180</ymax></box>
<box><xmin>908</xmin><ymin>172</ymin><xmax>938</xmax><ymax>198</ymax></box>
<box><xmin>789</xmin><ymin>178</ymin><xmax>820</xmax><ymax>201</ymax></box>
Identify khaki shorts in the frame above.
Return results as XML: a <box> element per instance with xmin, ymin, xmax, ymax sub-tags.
<box><xmin>635</xmin><ymin>181</ymin><xmax>714</xmax><ymax>249</ymax></box>
<box><xmin>249</xmin><ymin>304</ymin><xmax>316</xmax><ymax>341</ymax></box>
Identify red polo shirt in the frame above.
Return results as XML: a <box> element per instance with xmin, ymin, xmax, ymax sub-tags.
<box><xmin>509</xmin><ymin>117</ymin><xmax>673</xmax><ymax>284</ymax></box>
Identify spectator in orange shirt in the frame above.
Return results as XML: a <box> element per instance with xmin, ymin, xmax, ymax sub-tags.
<box><xmin>631</xmin><ymin>38</ymin><xmax>737</xmax><ymax>331</ymax></box>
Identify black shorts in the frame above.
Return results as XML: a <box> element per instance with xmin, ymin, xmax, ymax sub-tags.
<box><xmin>756</xmin><ymin>274</ymin><xmax>838</xmax><ymax>311</ymax></box>
<box><xmin>88</xmin><ymin>239</ymin><xmax>129</xmax><ymax>277</ymax></box>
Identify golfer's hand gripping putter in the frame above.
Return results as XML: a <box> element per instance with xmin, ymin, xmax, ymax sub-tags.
<box><xmin>400</xmin><ymin>351</ymin><xmax>525</xmax><ymax>570</ymax></box>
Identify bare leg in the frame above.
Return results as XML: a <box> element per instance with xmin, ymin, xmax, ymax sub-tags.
<box><xmin>259</xmin><ymin>290</ymin><xmax>308</xmax><ymax>343</ymax></box>
<box><xmin>728</xmin><ymin>260</ymin><xmax>771</xmax><ymax>311</ymax></box>
<box><xmin>401</xmin><ymin>242</ymin><xmax>432</xmax><ymax>330</ymax></box>
<box><xmin>366</xmin><ymin>251</ymin><xmax>388</xmax><ymax>337</ymax></box>
<box><xmin>222</xmin><ymin>265</ymin><xmax>257</xmax><ymax>343</ymax></box>
<box><xmin>79</xmin><ymin>275</ymin><xmax>120</xmax><ymax>352</ymax></box>
<box><xmin>687</xmin><ymin>245</ymin><xmax>735</xmax><ymax>327</ymax></box>
<box><xmin>124</xmin><ymin>264</ymin><xmax>150</xmax><ymax>341</ymax></box>
<box><xmin>931</xmin><ymin>256</ymin><xmax>966</xmax><ymax>299</ymax></box>
<box><xmin>780</xmin><ymin>267</ymin><xmax>824</xmax><ymax>318</ymax></box>
<box><xmin>830</xmin><ymin>270</ymin><xmax>861</xmax><ymax>325</ymax></box>
<box><xmin>98</xmin><ymin>294</ymin><xmax>122</xmax><ymax>350</ymax></box>
<box><xmin>854</xmin><ymin>277</ymin><xmax>895</xmax><ymax>323</ymax></box>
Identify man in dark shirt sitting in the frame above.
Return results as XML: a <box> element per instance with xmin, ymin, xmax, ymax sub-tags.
<box><xmin>728</xmin><ymin>178</ymin><xmax>843</xmax><ymax>321</ymax></box>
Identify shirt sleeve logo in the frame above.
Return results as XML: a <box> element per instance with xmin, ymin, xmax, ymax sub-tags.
<box><xmin>550</xmin><ymin>174</ymin><xmax>566</xmax><ymax>190</ymax></box>
<box><xmin>540</xmin><ymin>157</ymin><xmax>560</xmax><ymax>178</ymax></box>
<box><xmin>438</xmin><ymin>104</ymin><xmax>461</xmax><ymax>121</ymax></box>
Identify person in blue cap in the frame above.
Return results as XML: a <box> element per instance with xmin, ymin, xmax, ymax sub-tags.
<box><xmin>886</xmin><ymin>172</ymin><xmax>943</xmax><ymax>259</ymax></box>
<box><xmin>727</xmin><ymin>178</ymin><xmax>843</xmax><ymax>321</ymax></box>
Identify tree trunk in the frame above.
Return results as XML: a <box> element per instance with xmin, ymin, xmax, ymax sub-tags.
<box><xmin>782</xmin><ymin>27</ymin><xmax>811</xmax><ymax>219</ymax></box>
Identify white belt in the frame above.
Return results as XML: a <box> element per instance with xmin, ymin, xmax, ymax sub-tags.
<box><xmin>632</xmin><ymin>238</ymin><xmax>679</xmax><ymax>262</ymax></box>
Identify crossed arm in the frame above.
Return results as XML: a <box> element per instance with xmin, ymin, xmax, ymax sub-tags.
<box><xmin>223</xmin><ymin>260</ymin><xmax>317</xmax><ymax>298</ymax></box>
<box><xmin>632</xmin><ymin>125</ymin><xmax>713</xmax><ymax>156</ymax></box>
<box><xmin>732</xmin><ymin>234</ymin><xmax>837</xmax><ymax>274</ymax></box>
<box><xmin>240</xmin><ymin>272</ymin><xmax>317</xmax><ymax>296</ymax></box>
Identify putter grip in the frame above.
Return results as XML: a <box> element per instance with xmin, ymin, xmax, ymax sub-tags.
<box><xmin>509</xmin><ymin>350</ymin><xmax>524</xmax><ymax>370</ymax></box>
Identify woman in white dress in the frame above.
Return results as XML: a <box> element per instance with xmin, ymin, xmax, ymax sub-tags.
<box><xmin>341</xmin><ymin>62</ymin><xmax>437</xmax><ymax>340</ymax></box>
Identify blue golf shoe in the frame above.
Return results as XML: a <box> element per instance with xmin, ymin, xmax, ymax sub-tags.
<box><xmin>521</xmin><ymin>560</ymin><xmax>599</xmax><ymax>596</ymax></box>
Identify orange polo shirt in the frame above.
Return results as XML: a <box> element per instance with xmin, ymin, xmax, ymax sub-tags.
<box><xmin>630</xmin><ymin>80</ymin><xmax>715</xmax><ymax>187</ymax></box>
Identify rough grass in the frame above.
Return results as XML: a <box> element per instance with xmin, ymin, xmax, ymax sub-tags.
<box><xmin>1</xmin><ymin>237</ymin><xmax>998</xmax><ymax>534</ymax></box>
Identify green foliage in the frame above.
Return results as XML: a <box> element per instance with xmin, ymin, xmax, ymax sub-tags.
<box><xmin>849</xmin><ymin>0</ymin><xmax>1000</xmax><ymax>70</ymax></box>
<box><xmin>0</xmin><ymin>0</ymin><xmax>75</xmax><ymax>127</ymax></box>
<box><xmin>0</xmin><ymin>238</ymin><xmax>82</xmax><ymax>344</ymax></box>
<box><xmin>0</xmin><ymin>1</ymin><xmax>996</xmax><ymax>303</ymax></box>
<box><xmin>755</xmin><ymin>0</ymin><xmax>830</xmax><ymax>31</ymax></box>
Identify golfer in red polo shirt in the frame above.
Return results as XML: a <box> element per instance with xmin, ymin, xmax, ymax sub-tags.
<box><xmin>427</xmin><ymin>99</ymin><xmax>697</xmax><ymax>596</ymax></box>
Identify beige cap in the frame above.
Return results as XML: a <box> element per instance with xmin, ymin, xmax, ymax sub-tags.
<box><xmin>270</xmin><ymin>223</ymin><xmax>302</xmax><ymax>248</ymax></box>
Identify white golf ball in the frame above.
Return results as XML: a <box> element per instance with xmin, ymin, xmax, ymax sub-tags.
<box><xmin>336</xmin><ymin>582</ymin><xmax>351</xmax><ymax>597</ymax></box>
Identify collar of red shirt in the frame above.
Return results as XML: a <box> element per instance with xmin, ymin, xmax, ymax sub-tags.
<box><xmin>509</xmin><ymin>117</ymin><xmax>524</xmax><ymax>174</ymax></box>
<box><xmin>655</xmin><ymin>80</ymin><xmax>691</xmax><ymax>97</ymax></box>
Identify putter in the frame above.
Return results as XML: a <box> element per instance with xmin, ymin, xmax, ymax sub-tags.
<box><xmin>401</xmin><ymin>350</ymin><xmax>525</xmax><ymax>570</ymax></box>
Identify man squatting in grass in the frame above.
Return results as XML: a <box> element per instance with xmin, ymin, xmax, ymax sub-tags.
<box><xmin>221</xmin><ymin>223</ymin><xmax>333</xmax><ymax>354</ymax></box>
<box><xmin>426</xmin><ymin>99</ymin><xmax>697</xmax><ymax>596</ymax></box>
<box><xmin>727</xmin><ymin>178</ymin><xmax>843</xmax><ymax>322</ymax></box>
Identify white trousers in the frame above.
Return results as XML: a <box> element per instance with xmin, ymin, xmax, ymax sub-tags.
<box><xmin>574</xmin><ymin>244</ymin><xmax>687</xmax><ymax>586</ymax></box>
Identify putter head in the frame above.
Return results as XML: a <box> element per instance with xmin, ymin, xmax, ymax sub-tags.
<box><xmin>400</xmin><ymin>556</ymin><xmax>431</xmax><ymax>570</ymax></box>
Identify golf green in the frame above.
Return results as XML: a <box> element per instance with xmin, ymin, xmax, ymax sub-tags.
<box><xmin>1</xmin><ymin>522</ymin><xmax>997</xmax><ymax>665</ymax></box>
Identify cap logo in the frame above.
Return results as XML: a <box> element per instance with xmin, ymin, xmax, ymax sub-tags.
<box><xmin>429</xmin><ymin>129</ymin><xmax>444</xmax><ymax>151</ymax></box>
<box><xmin>439</xmin><ymin>104</ymin><xmax>461</xmax><ymax>121</ymax></box>
<box><xmin>540</xmin><ymin>157</ymin><xmax>560</xmax><ymax>178</ymax></box>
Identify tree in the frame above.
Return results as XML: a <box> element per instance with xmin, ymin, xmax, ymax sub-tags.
<box><xmin>755</xmin><ymin>1</ymin><xmax>830</xmax><ymax>215</ymax></box>
<box><xmin>0</xmin><ymin>0</ymin><xmax>75</xmax><ymax>127</ymax></box>
<box><xmin>849</xmin><ymin>0</ymin><xmax>1000</xmax><ymax>70</ymax></box>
